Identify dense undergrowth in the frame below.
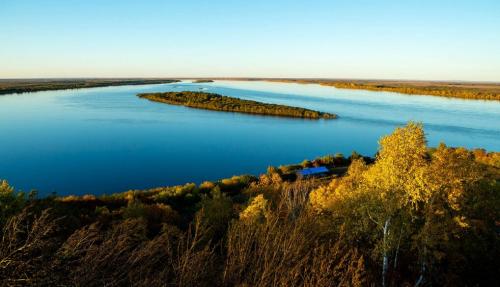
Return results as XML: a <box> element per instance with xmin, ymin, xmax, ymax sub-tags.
<box><xmin>0</xmin><ymin>123</ymin><xmax>498</xmax><ymax>286</ymax></box>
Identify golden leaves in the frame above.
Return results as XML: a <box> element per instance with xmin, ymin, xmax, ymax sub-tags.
<box><xmin>0</xmin><ymin>180</ymin><xmax>14</xmax><ymax>194</ymax></box>
<box><xmin>309</xmin><ymin>122</ymin><xmax>486</xmax><ymax>216</ymax></box>
<box><xmin>239</xmin><ymin>194</ymin><xmax>271</xmax><ymax>223</ymax></box>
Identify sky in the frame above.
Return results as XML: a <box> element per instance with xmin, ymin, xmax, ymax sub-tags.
<box><xmin>1</xmin><ymin>0</ymin><xmax>499</xmax><ymax>81</ymax></box>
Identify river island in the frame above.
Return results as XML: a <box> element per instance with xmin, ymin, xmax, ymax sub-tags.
<box><xmin>138</xmin><ymin>91</ymin><xmax>337</xmax><ymax>119</ymax></box>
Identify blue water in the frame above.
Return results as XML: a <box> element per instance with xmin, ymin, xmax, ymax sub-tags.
<box><xmin>0</xmin><ymin>80</ymin><xmax>499</xmax><ymax>196</ymax></box>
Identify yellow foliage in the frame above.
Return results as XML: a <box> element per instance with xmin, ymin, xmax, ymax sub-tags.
<box><xmin>239</xmin><ymin>194</ymin><xmax>270</xmax><ymax>223</ymax></box>
<box><xmin>308</xmin><ymin>121</ymin><xmax>492</xmax><ymax>271</ymax></box>
<box><xmin>428</xmin><ymin>144</ymin><xmax>483</xmax><ymax>211</ymax></box>
<box><xmin>363</xmin><ymin>122</ymin><xmax>429</xmax><ymax>207</ymax></box>
<box><xmin>311</xmin><ymin>122</ymin><xmax>430</xmax><ymax>214</ymax></box>
<box><xmin>82</xmin><ymin>194</ymin><xmax>97</xmax><ymax>201</ymax></box>
<box><xmin>473</xmin><ymin>149</ymin><xmax>500</xmax><ymax>168</ymax></box>
<box><xmin>270</xmin><ymin>172</ymin><xmax>283</xmax><ymax>184</ymax></box>
<box><xmin>309</xmin><ymin>122</ymin><xmax>487</xmax><ymax>226</ymax></box>
<box><xmin>0</xmin><ymin>180</ymin><xmax>14</xmax><ymax>194</ymax></box>
<box><xmin>199</xmin><ymin>181</ymin><xmax>216</xmax><ymax>190</ymax></box>
<box><xmin>125</xmin><ymin>191</ymin><xmax>135</xmax><ymax>203</ymax></box>
<box><xmin>453</xmin><ymin>216</ymin><xmax>470</xmax><ymax>228</ymax></box>
<box><xmin>259</xmin><ymin>174</ymin><xmax>272</xmax><ymax>186</ymax></box>
<box><xmin>309</xmin><ymin>159</ymin><xmax>367</xmax><ymax>212</ymax></box>
<box><xmin>309</xmin><ymin>179</ymin><xmax>341</xmax><ymax>212</ymax></box>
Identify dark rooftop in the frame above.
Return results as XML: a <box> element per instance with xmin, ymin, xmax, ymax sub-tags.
<box><xmin>297</xmin><ymin>166</ymin><xmax>329</xmax><ymax>177</ymax></box>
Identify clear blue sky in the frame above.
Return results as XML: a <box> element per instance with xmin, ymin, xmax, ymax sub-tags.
<box><xmin>1</xmin><ymin>0</ymin><xmax>499</xmax><ymax>81</ymax></box>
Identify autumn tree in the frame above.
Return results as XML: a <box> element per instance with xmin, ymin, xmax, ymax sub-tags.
<box><xmin>310</xmin><ymin>122</ymin><xmax>429</xmax><ymax>286</ymax></box>
<box><xmin>310</xmin><ymin>122</ymin><xmax>499</xmax><ymax>285</ymax></box>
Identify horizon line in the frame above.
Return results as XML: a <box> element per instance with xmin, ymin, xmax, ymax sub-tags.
<box><xmin>1</xmin><ymin>77</ymin><xmax>499</xmax><ymax>85</ymax></box>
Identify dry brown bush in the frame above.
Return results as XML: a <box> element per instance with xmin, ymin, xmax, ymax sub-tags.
<box><xmin>0</xmin><ymin>208</ymin><xmax>62</xmax><ymax>286</ymax></box>
<box><xmin>57</xmin><ymin>214</ymin><xmax>216</xmax><ymax>287</ymax></box>
<box><xmin>223</xmin><ymin>191</ymin><xmax>372</xmax><ymax>287</ymax></box>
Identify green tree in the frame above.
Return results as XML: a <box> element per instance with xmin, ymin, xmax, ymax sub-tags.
<box><xmin>199</xmin><ymin>187</ymin><xmax>233</xmax><ymax>239</ymax></box>
<box><xmin>0</xmin><ymin>180</ymin><xmax>25</xmax><ymax>227</ymax></box>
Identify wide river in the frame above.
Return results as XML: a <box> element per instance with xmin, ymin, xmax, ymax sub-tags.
<box><xmin>1</xmin><ymin>80</ymin><xmax>499</xmax><ymax>196</ymax></box>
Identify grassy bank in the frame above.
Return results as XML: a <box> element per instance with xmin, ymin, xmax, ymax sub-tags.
<box><xmin>138</xmin><ymin>91</ymin><xmax>338</xmax><ymax>119</ymax></box>
<box><xmin>0</xmin><ymin>123</ymin><xmax>498</xmax><ymax>286</ymax></box>
<box><xmin>268</xmin><ymin>79</ymin><xmax>500</xmax><ymax>101</ymax></box>
<box><xmin>206</xmin><ymin>78</ymin><xmax>500</xmax><ymax>101</ymax></box>
<box><xmin>0</xmin><ymin>79</ymin><xmax>180</xmax><ymax>96</ymax></box>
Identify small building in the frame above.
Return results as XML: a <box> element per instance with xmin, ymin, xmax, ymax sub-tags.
<box><xmin>296</xmin><ymin>166</ymin><xmax>329</xmax><ymax>179</ymax></box>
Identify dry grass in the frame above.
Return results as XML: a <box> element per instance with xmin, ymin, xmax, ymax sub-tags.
<box><xmin>223</xmin><ymin>180</ymin><xmax>372</xmax><ymax>287</ymax></box>
<box><xmin>0</xmin><ymin>208</ymin><xmax>62</xmax><ymax>286</ymax></box>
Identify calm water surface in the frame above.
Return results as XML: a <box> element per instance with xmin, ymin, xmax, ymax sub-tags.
<box><xmin>0</xmin><ymin>81</ymin><xmax>499</xmax><ymax>195</ymax></box>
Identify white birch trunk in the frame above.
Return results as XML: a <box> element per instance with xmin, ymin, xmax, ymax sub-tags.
<box><xmin>382</xmin><ymin>217</ymin><xmax>391</xmax><ymax>287</ymax></box>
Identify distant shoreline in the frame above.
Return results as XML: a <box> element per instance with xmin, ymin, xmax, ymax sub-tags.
<box><xmin>0</xmin><ymin>79</ymin><xmax>180</xmax><ymax>96</ymax></box>
<box><xmin>1</xmin><ymin>78</ymin><xmax>499</xmax><ymax>101</ymax></box>
<box><xmin>203</xmin><ymin>78</ymin><xmax>500</xmax><ymax>101</ymax></box>
<box><xmin>138</xmin><ymin>91</ymin><xmax>337</xmax><ymax>120</ymax></box>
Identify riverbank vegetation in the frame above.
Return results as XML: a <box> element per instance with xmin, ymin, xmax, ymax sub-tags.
<box><xmin>4</xmin><ymin>78</ymin><xmax>498</xmax><ymax>101</ymax></box>
<box><xmin>209</xmin><ymin>78</ymin><xmax>500</xmax><ymax>101</ymax></box>
<box><xmin>267</xmin><ymin>79</ymin><xmax>500</xmax><ymax>101</ymax></box>
<box><xmin>0</xmin><ymin>123</ymin><xmax>498</xmax><ymax>286</ymax></box>
<box><xmin>138</xmin><ymin>91</ymin><xmax>337</xmax><ymax>119</ymax></box>
<box><xmin>0</xmin><ymin>79</ymin><xmax>180</xmax><ymax>96</ymax></box>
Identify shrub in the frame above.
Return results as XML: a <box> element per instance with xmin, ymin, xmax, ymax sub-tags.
<box><xmin>0</xmin><ymin>180</ymin><xmax>25</xmax><ymax>227</ymax></box>
<box><xmin>199</xmin><ymin>181</ymin><xmax>216</xmax><ymax>192</ymax></box>
<box><xmin>219</xmin><ymin>175</ymin><xmax>256</xmax><ymax>193</ymax></box>
<box><xmin>239</xmin><ymin>194</ymin><xmax>270</xmax><ymax>223</ymax></box>
<box><xmin>301</xmin><ymin>159</ymin><xmax>313</xmax><ymax>168</ymax></box>
<box><xmin>122</xmin><ymin>202</ymin><xmax>178</xmax><ymax>223</ymax></box>
<box><xmin>152</xmin><ymin>183</ymin><xmax>197</xmax><ymax>201</ymax></box>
